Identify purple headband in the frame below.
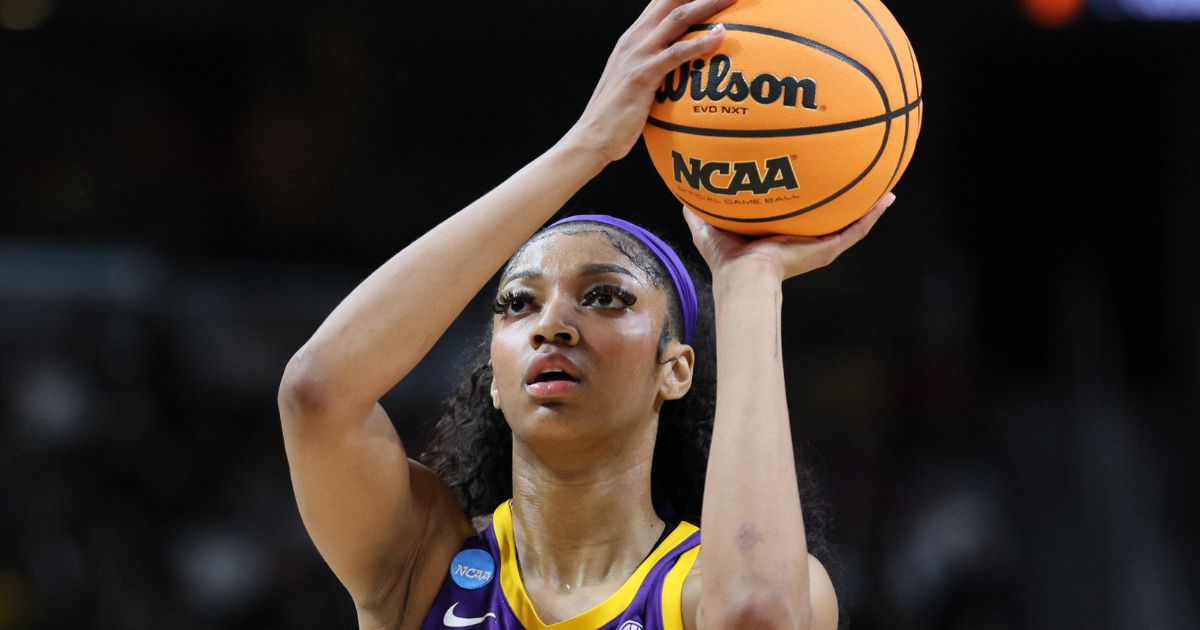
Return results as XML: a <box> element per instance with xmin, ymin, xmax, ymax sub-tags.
<box><xmin>547</xmin><ymin>214</ymin><xmax>698</xmax><ymax>345</ymax></box>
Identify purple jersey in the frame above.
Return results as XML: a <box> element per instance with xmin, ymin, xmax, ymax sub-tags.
<box><xmin>421</xmin><ymin>501</ymin><xmax>701</xmax><ymax>630</ymax></box>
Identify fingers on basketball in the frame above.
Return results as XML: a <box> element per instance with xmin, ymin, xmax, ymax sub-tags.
<box><xmin>650</xmin><ymin>0</ymin><xmax>735</xmax><ymax>48</ymax></box>
<box><xmin>659</xmin><ymin>23</ymin><xmax>725</xmax><ymax>69</ymax></box>
<box><xmin>638</xmin><ymin>0</ymin><xmax>734</xmax><ymax>37</ymax></box>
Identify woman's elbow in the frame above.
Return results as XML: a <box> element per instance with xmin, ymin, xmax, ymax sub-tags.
<box><xmin>701</xmin><ymin>578</ymin><xmax>812</xmax><ymax>630</ymax></box>
<box><xmin>278</xmin><ymin>347</ymin><xmax>338</xmax><ymax>419</ymax></box>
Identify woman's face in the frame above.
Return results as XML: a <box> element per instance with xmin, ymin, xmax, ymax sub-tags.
<box><xmin>489</xmin><ymin>229</ymin><xmax>692</xmax><ymax>451</ymax></box>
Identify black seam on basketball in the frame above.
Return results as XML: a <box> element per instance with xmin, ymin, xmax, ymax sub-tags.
<box><xmin>902</xmin><ymin>31</ymin><xmax>921</xmax><ymax>130</ymax></box>
<box><xmin>904</xmin><ymin>29</ymin><xmax>921</xmax><ymax>100</ymax></box>
<box><xmin>850</xmin><ymin>0</ymin><xmax>909</xmax><ymax>196</ymax></box>
<box><xmin>904</xmin><ymin>32</ymin><xmax>923</xmax><ymax>142</ymax></box>
<box><xmin>908</xmin><ymin>36</ymin><xmax>923</xmax><ymax>131</ymax></box>
<box><xmin>904</xmin><ymin>29</ymin><xmax>922</xmax><ymax>96</ymax></box>
<box><xmin>646</xmin><ymin>96</ymin><xmax>921</xmax><ymax>138</ymax></box>
<box><xmin>683</xmin><ymin>113</ymin><xmax>892</xmax><ymax>224</ymax></box>
<box><xmin>903</xmin><ymin>22</ymin><xmax>923</xmax><ymax>175</ymax></box>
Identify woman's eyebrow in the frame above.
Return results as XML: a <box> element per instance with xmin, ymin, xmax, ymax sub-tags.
<box><xmin>502</xmin><ymin>263</ymin><xmax>641</xmax><ymax>285</ymax></box>
<box><xmin>578</xmin><ymin>263</ymin><xmax>639</xmax><ymax>282</ymax></box>
<box><xmin>503</xmin><ymin>268</ymin><xmax>539</xmax><ymax>283</ymax></box>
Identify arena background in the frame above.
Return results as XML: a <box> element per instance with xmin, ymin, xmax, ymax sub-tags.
<box><xmin>1</xmin><ymin>0</ymin><xmax>1198</xmax><ymax>628</ymax></box>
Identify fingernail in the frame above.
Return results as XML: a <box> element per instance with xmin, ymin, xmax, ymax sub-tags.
<box><xmin>885</xmin><ymin>193</ymin><xmax>897</xmax><ymax>207</ymax></box>
<box><xmin>709</xmin><ymin>23</ymin><xmax>726</xmax><ymax>38</ymax></box>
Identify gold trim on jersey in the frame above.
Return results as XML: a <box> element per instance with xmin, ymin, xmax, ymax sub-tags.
<box><xmin>660</xmin><ymin>546</ymin><xmax>699</xmax><ymax>630</ymax></box>
<box><xmin>493</xmin><ymin>501</ymin><xmax>699</xmax><ymax>630</ymax></box>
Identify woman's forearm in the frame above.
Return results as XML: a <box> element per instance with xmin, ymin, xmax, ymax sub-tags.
<box><xmin>701</xmin><ymin>262</ymin><xmax>811</xmax><ymax>619</ymax></box>
<box><xmin>282</xmin><ymin>136</ymin><xmax>607</xmax><ymax>412</ymax></box>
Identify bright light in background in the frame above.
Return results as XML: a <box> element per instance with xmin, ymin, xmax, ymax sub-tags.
<box><xmin>1021</xmin><ymin>0</ymin><xmax>1089</xmax><ymax>27</ymax></box>
<box><xmin>1093</xmin><ymin>0</ymin><xmax>1200</xmax><ymax>19</ymax></box>
<box><xmin>0</xmin><ymin>0</ymin><xmax>55</xmax><ymax>30</ymax></box>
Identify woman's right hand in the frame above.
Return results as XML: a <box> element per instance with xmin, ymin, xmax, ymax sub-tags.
<box><xmin>565</xmin><ymin>0</ymin><xmax>735</xmax><ymax>164</ymax></box>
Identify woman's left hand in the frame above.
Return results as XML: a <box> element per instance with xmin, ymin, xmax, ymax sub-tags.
<box><xmin>682</xmin><ymin>193</ymin><xmax>896</xmax><ymax>283</ymax></box>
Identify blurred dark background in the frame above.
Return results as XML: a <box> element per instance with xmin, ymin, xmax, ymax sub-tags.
<box><xmin>1</xmin><ymin>0</ymin><xmax>1198</xmax><ymax>628</ymax></box>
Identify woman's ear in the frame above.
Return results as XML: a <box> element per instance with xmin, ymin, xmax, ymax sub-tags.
<box><xmin>488</xmin><ymin>361</ymin><xmax>501</xmax><ymax>410</ymax></box>
<box><xmin>658</xmin><ymin>342</ymin><xmax>695</xmax><ymax>401</ymax></box>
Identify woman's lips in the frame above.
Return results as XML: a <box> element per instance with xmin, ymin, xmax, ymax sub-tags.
<box><xmin>525</xmin><ymin>355</ymin><xmax>581</xmax><ymax>385</ymax></box>
<box><xmin>525</xmin><ymin>380</ymin><xmax>580</xmax><ymax>398</ymax></box>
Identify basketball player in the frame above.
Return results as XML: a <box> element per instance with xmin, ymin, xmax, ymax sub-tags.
<box><xmin>277</xmin><ymin>0</ymin><xmax>894</xmax><ymax>628</ymax></box>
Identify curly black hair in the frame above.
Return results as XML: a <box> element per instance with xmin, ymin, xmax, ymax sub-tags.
<box><xmin>419</xmin><ymin>221</ymin><xmax>834</xmax><ymax>568</ymax></box>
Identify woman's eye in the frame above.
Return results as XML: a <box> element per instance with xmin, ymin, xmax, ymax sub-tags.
<box><xmin>493</xmin><ymin>290</ymin><xmax>535</xmax><ymax>316</ymax></box>
<box><xmin>583</xmin><ymin>286</ymin><xmax>636</xmax><ymax>309</ymax></box>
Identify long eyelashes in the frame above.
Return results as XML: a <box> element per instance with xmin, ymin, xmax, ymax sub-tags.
<box><xmin>583</xmin><ymin>285</ymin><xmax>636</xmax><ymax>309</ymax></box>
<box><xmin>492</xmin><ymin>289</ymin><xmax>534</xmax><ymax>315</ymax></box>
<box><xmin>491</xmin><ymin>285</ymin><xmax>636</xmax><ymax>317</ymax></box>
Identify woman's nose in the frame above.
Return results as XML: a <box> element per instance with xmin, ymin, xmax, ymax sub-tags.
<box><xmin>530</xmin><ymin>294</ymin><xmax>579</xmax><ymax>347</ymax></box>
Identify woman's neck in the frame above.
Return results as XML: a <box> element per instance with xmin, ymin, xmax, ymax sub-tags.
<box><xmin>508</xmin><ymin>425</ymin><xmax>665</xmax><ymax>592</ymax></box>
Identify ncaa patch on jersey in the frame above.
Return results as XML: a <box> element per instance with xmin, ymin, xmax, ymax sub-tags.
<box><xmin>449</xmin><ymin>549</ymin><xmax>495</xmax><ymax>590</ymax></box>
<box><xmin>619</xmin><ymin>622</ymin><xmax>644</xmax><ymax>630</ymax></box>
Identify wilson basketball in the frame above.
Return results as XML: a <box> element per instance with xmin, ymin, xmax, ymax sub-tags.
<box><xmin>643</xmin><ymin>0</ymin><xmax>923</xmax><ymax>236</ymax></box>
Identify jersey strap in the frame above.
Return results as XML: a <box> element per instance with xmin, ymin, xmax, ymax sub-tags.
<box><xmin>657</xmin><ymin>545</ymin><xmax>700</xmax><ymax>630</ymax></box>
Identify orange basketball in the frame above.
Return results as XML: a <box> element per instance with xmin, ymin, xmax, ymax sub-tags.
<box><xmin>643</xmin><ymin>0</ymin><xmax>923</xmax><ymax>236</ymax></box>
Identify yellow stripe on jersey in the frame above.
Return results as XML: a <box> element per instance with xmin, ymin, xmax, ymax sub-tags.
<box><xmin>660</xmin><ymin>545</ymin><xmax>700</xmax><ymax>630</ymax></box>
<box><xmin>494</xmin><ymin>501</ymin><xmax>700</xmax><ymax>630</ymax></box>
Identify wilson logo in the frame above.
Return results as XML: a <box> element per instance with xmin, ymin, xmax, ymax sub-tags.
<box><xmin>671</xmin><ymin>151</ymin><xmax>799</xmax><ymax>196</ymax></box>
<box><xmin>656</xmin><ymin>55</ymin><xmax>819</xmax><ymax>109</ymax></box>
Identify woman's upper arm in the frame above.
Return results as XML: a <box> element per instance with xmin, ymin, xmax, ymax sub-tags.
<box><xmin>279</xmin><ymin>394</ymin><xmax>471</xmax><ymax>617</ymax></box>
<box><xmin>681</xmin><ymin>554</ymin><xmax>838</xmax><ymax>630</ymax></box>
